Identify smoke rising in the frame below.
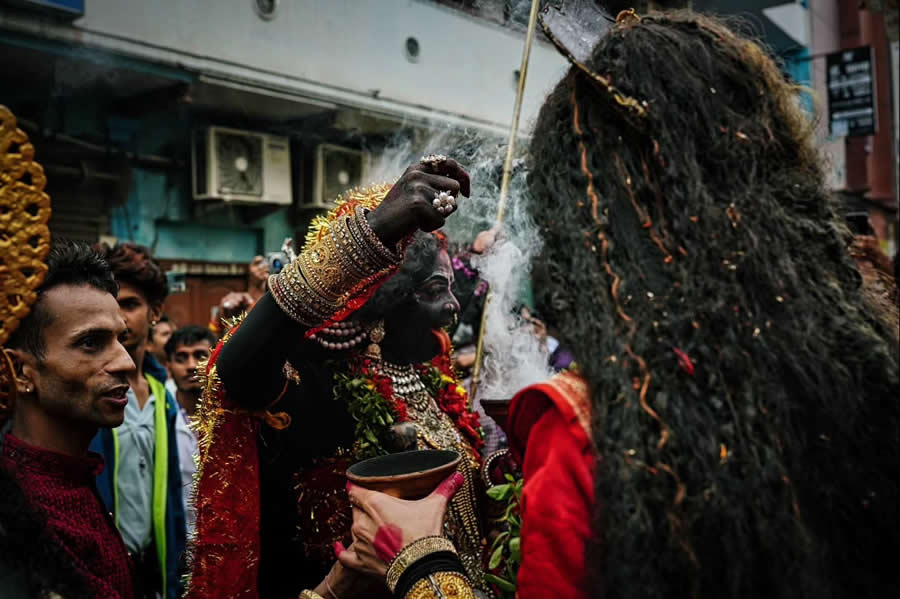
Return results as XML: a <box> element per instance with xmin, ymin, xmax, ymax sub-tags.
<box><xmin>367</xmin><ymin>122</ymin><xmax>553</xmax><ymax>401</ymax></box>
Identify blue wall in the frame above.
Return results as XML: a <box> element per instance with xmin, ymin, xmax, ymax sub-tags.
<box><xmin>2</xmin><ymin>30</ymin><xmax>296</xmax><ymax>264</ymax></box>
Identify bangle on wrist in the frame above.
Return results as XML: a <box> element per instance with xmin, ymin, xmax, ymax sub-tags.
<box><xmin>386</xmin><ymin>536</ymin><xmax>457</xmax><ymax>593</ymax></box>
<box><xmin>270</xmin><ymin>205</ymin><xmax>402</xmax><ymax>328</ymax></box>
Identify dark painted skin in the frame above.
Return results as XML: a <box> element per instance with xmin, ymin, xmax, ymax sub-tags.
<box><xmin>381</xmin><ymin>250</ymin><xmax>460</xmax><ymax>366</ymax></box>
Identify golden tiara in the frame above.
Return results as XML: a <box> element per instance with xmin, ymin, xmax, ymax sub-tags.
<box><xmin>1</xmin><ymin>105</ymin><xmax>52</xmax><ymax>421</ymax></box>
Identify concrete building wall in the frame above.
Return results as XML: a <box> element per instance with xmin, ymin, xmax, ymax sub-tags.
<box><xmin>2</xmin><ymin>0</ymin><xmax>568</xmax><ymax>133</ymax></box>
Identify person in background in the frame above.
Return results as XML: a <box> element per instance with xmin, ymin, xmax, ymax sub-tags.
<box><xmin>209</xmin><ymin>254</ymin><xmax>269</xmax><ymax>337</ymax></box>
<box><xmin>163</xmin><ymin>325</ymin><xmax>216</xmax><ymax>538</ymax></box>
<box><xmin>518</xmin><ymin>305</ymin><xmax>575</xmax><ymax>372</ymax></box>
<box><xmin>448</xmin><ymin>229</ymin><xmax>494</xmax><ymax>375</ymax></box>
<box><xmin>90</xmin><ymin>242</ymin><xmax>186</xmax><ymax>599</ymax></box>
<box><xmin>145</xmin><ymin>315</ymin><xmax>174</xmax><ymax>367</ymax></box>
<box><xmin>849</xmin><ymin>235</ymin><xmax>898</xmax><ymax>336</ymax></box>
<box><xmin>2</xmin><ymin>239</ymin><xmax>135</xmax><ymax>599</ymax></box>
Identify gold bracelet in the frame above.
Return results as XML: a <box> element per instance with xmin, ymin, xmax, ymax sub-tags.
<box><xmin>271</xmin><ymin>207</ymin><xmax>402</xmax><ymax>327</ymax></box>
<box><xmin>405</xmin><ymin>571</ymin><xmax>475</xmax><ymax>599</ymax></box>
<box><xmin>298</xmin><ymin>591</ymin><xmax>326</xmax><ymax>599</ymax></box>
<box><xmin>351</xmin><ymin>205</ymin><xmax>402</xmax><ymax>265</ymax></box>
<box><xmin>386</xmin><ymin>536</ymin><xmax>457</xmax><ymax>593</ymax></box>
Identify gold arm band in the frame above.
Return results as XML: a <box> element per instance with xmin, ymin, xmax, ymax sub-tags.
<box><xmin>405</xmin><ymin>571</ymin><xmax>475</xmax><ymax>599</ymax></box>
<box><xmin>386</xmin><ymin>536</ymin><xmax>457</xmax><ymax>593</ymax></box>
<box><xmin>270</xmin><ymin>207</ymin><xmax>401</xmax><ymax>327</ymax></box>
<box><xmin>298</xmin><ymin>591</ymin><xmax>326</xmax><ymax>599</ymax></box>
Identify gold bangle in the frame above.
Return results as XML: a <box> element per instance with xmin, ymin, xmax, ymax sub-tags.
<box><xmin>351</xmin><ymin>205</ymin><xmax>402</xmax><ymax>265</ymax></box>
<box><xmin>386</xmin><ymin>536</ymin><xmax>457</xmax><ymax>593</ymax></box>
<box><xmin>298</xmin><ymin>591</ymin><xmax>326</xmax><ymax>599</ymax></box>
<box><xmin>405</xmin><ymin>571</ymin><xmax>474</xmax><ymax>599</ymax></box>
<box><xmin>270</xmin><ymin>208</ymin><xmax>403</xmax><ymax>327</ymax></box>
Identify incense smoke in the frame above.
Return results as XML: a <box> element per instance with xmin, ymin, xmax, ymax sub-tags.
<box><xmin>368</xmin><ymin>123</ymin><xmax>553</xmax><ymax>401</ymax></box>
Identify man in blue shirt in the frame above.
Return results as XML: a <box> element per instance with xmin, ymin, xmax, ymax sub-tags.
<box><xmin>90</xmin><ymin>242</ymin><xmax>185</xmax><ymax>599</ymax></box>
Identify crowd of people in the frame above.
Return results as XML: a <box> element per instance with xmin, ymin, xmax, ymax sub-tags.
<box><xmin>1</xmin><ymin>7</ymin><xmax>898</xmax><ymax>599</ymax></box>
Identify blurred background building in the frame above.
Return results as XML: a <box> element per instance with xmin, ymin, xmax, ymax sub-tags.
<box><xmin>1</xmin><ymin>0</ymin><xmax>896</xmax><ymax>325</ymax></box>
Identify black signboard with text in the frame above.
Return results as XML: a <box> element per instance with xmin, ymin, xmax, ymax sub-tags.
<box><xmin>827</xmin><ymin>46</ymin><xmax>876</xmax><ymax>137</ymax></box>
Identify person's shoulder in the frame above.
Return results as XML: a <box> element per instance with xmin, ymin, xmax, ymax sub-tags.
<box><xmin>509</xmin><ymin>371</ymin><xmax>591</xmax><ymax>457</ymax></box>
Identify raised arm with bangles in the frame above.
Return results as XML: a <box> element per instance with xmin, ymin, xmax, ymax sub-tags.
<box><xmin>184</xmin><ymin>158</ymin><xmax>501</xmax><ymax>599</ymax></box>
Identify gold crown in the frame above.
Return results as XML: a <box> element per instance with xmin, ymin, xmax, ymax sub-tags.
<box><xmin>1</xmin><ymin>105</ymin><xmax>52</xmax><ymax>420</ymax></box>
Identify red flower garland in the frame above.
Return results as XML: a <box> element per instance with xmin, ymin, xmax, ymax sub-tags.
<box><xmin>358</xmin><ymin>360</ymin><xmax>410</xmax><ymax>423</ymax></box>
<box><xmin>340</xmin><ymin>355</ymin><xmax>483</xmax><ymax>458</ymax></box>
<box><xmin>418</xmin><ymin>354</ymin><xmax>485</xmax><ymax>453</ymax></box>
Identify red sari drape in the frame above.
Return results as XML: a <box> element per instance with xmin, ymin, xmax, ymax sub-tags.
<box><xmin>508</xmin><ymin>371</ymin><xmax>597</xmax><ymax>599</ymax></box>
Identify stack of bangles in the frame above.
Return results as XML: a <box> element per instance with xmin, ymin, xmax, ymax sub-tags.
<box><xmin>269</xmin><ymin>205</ymin><xmax>402</xmax><ymax>327</ymax></box>
<box><xmin>298</xmin><ymin>536</ymin><xmax>473</xmax><ymax>599</ymax></box>
<box><xmin>387</xmin><ymin>536</ymin><xmax>473</xmax><ymax>598</ymax></box>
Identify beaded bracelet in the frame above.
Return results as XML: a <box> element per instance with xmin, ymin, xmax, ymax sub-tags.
<box><xmin>386</xmin><ymin>536</ymin><xmax>457</xmax><ymax>593</ymax></box>
<box><xmin>352</xmin><ymin>205</ymin><xmax>402</xmax><ymax>265</ymax></box>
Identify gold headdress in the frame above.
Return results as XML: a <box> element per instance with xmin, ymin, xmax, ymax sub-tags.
<box><xmin>0</xmin><ymin>105</ymin><xmax>52</xmax><ymax>421</ymax></box>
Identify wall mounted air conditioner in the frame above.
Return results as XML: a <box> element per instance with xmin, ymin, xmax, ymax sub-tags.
<box><xmin>304</xmin><ymin>143</ymin><xmax>369</xmax><ymax>210</ymax></box>
<box><xmin>192</xmin><ymin>126</ymin><xmax>292</xmax><ymax>205</ymax></box>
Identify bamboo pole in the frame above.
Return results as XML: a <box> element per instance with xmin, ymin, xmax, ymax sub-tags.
<box><xmin>469</xmin><ymin>0</ymin><xmax>542</xmax><ymax>404</ymax></box>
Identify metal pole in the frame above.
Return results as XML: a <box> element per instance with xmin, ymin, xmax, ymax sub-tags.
<box><xmin>469</xmin><ymin>0</ymin><xmax>541</xmax><ymax>403</ymax></box>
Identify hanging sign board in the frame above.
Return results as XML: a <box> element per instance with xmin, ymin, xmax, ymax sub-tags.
<box><xmin>827</xmin><ymin>46</ymin><xmax>876</xmax><ymax>137</ymax></box>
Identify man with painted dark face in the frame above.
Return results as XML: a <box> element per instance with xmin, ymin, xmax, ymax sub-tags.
<box><xmin>89</xmin><ymin>242</ymin><xmax>186</xmax><ymax>599</ymax></box>
<box><xmin>1</xmin><ymin>239</ymin><xmax>135</xmax><ymax>598</ymax></box>
<box><xmin>186</xmin><ymin>158</ymin><xmax>493</xmax><ymax>598</ymax></box>
<box><xmin>163</xmin><ymin>325</ymin><xmax>216</xmax><ymax>537</ymax></box>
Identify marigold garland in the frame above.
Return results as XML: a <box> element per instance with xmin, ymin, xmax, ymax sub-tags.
<box><xmin>334</xmin><ymin>355</ymin><xmax>483</xmax><ymax>460</ymax></box>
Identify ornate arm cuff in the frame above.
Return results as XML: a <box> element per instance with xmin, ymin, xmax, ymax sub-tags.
<box><xmin>387</xmin><ymin>536</ymin><xmax>458</xmax><ymax>593</ymax></box>
<box><xmin>298</xmin><ymin>591</ymin><xmax>325</xmax><ymax>599</ymax></box>
<box><xmin>404</xmin><ymin>572</ymin><xmax>475</xmax><ymax>599</ymax></box>
<box><xmin>269</xmin><ymin>205</ymin><xmax>402</xmax><ymax>328</ymax></box>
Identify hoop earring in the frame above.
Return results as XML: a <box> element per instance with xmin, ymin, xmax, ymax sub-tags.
<box><xmin>364</xmin><ymin>320</ymin><xmax>385</xmax><ymax>360</ymax></box>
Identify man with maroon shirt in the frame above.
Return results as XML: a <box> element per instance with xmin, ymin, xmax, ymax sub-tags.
<box><xmin>1</xmin><ymin>239</ymin><xmax>135</xmax><ymax>599</ymax></box>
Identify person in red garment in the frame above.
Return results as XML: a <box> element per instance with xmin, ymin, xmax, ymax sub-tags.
<box><xmin>2</xmin><ymin>239</ymin><xmax>136</xmax><ymax>599</ymax></box>
<box><xmin>339</xmin><ymin>10</ymin><xmax>899</xmax><ymax>599</ymax></box>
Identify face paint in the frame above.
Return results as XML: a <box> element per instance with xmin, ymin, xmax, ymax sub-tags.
<box><xmin>411</xmin><ymin>250</ymin><xmax>460</xmax><ymax>330</ymax></box>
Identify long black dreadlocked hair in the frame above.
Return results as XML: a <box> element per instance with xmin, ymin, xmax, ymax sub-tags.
<box><xmin>528</xmin><ymin>10</ymin><xmax>898</xmax><ymax>599</ymax></box>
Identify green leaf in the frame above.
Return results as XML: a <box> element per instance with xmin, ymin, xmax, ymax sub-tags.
<box><xmin>489</xmin><ymin>531</ymin><xmax>509</xmax><ymax>552</ymax></box>
<box><xmin>364</xmin><ymin>429</ymin><xmax>378</xmax><ymax>443</ymax></box>
<box><xmin>484</xmin><ymin>573</ymin><xmax>516</xmax><ymax>592</ymax></box>
<box><xmin>487</xmin><ymin>484</ymin><xmax>513</xmax><ymax>501</ymax></box>
<box><xmin>488</xmin><ymin>543</ymin><xmax>504</xmax><ymax>569</ymax></box>
<box><xmin>505</xmin><ymin>473</ymin><xmax>516</xmax><ymax>482</ymax></box>
<box><xmin>509</xmin><ymin>537</ymin><xmax>522</xmax><ymax>562</ymax></box>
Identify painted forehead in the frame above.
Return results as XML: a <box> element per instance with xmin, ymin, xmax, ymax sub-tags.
<box><xmin>419</xmin><ymin>251</ymin><xmax>453</xmax><ymax>284</ymax></box>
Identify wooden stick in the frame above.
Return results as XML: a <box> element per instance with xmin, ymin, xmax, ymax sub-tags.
<box><xmin>469</xmin><ymin>0</ymin><xmax>542</xmax><ymax>404</ymax></box>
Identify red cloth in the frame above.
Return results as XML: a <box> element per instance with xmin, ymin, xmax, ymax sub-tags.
<box><xmin>1</xmin><ymin>433</ymin><xmax>134</xmax><ymax>599</ymax></box>
<box><xmin>508</xmin><ymin>374</ymin><xmax>596</xmax><ymax>599</ymax></box>
<box><xmin>185</xmin><ymin>344</ymin><xmax>263</xmax><ymax>599</ymax></box>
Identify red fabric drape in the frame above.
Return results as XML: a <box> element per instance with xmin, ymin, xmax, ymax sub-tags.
<box><xmin>508</xmin><ymin>373</ymin><xmax>596</xmax><ymax>599</ymax></box>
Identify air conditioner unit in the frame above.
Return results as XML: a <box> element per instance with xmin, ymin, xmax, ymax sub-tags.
<box><xmin>192</xmin><ymin>126</ymin><xmax>292</xmax><ymax>205</ymax></box>
<box><xmin>305</xmin><ymin>143</ymin><xmax>369</xmax><ymax>210</ymax></box>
